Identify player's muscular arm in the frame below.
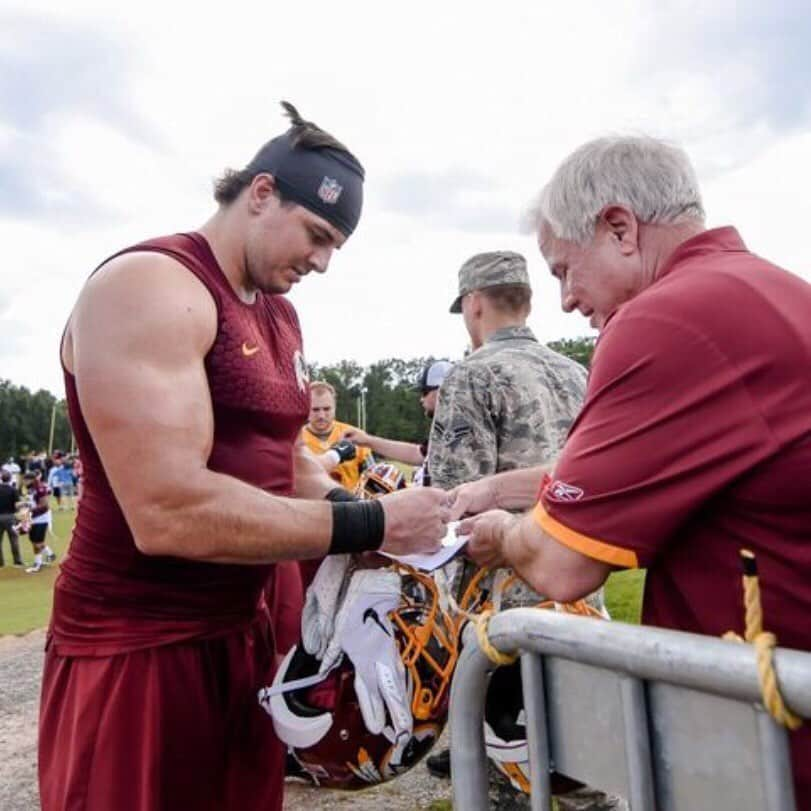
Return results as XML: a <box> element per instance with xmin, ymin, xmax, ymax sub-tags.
<box><xmin>70</xmin><ymin>253</ymin><xmax>332</xmax><ymax>563</ymax></box>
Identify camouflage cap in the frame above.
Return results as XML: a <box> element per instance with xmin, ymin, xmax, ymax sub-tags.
<box><xmin>449</xmin><ymin>251</ymin><xmax>530</xmax><ymax>313</ymax></box>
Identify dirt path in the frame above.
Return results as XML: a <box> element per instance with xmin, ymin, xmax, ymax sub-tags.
<box><xmin>0</xmin><ymin>633</ymin><xmax>623</xmax><ymax>810</ymax></box>
<box><xmin>0</xmin><ymin>631</ymin><xmax>452</xmax><ymax>811</ymax></box>
<box><xmin>0</xmin><ymin>630</ymin><xmax>44</xmax><ymax>811</ymax></box>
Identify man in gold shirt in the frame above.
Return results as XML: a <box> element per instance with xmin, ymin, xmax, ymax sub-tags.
<box><xmin>301</xmin><ymin>381</ymin><xmax>375</xmax><ymax>491</ymax></box>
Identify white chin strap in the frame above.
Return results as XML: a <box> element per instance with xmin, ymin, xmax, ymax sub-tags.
<box><xmin>484</xmin><ymin>720</ymin><xmax>529</xmax><ymax>764</ymax></box>
<box><xmin>258</xmin><ymin>647</ymin><xmax>334</xmax><ymax>749</ymax></box>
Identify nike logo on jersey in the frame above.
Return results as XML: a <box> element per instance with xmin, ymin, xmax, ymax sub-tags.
<box><xmin>242</xmin><ymin>342</ymin><xmax>260</xmax><ymax>357</ymax></box>
<box><xmin>362</xmin><ymin>607</ymin><xmax>391</xmax><ymax>636</ymax></box>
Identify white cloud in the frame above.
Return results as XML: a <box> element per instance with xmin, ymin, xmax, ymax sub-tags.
<box><xmin>0</xmin><ymin>0</ymin><xmax>809</xmax><ymax>397</ymax></box>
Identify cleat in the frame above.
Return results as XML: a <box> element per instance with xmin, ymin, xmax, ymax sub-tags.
<box><xmin>426</xmin><ymin>748</ymin><xmax>451</xmax><ymax>779</ymax></box>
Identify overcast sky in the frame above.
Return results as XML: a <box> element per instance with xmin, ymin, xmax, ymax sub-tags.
<box><xmin>1</xmin><ymin>0</ymin><xmax>809</xmax><ymax>397</ymax></box>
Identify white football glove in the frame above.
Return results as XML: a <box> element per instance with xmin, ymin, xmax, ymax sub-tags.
<box><xmin>320</xmin><ymin>569</ymin><xmax>412</xmax><ymax>742</ymax></box>
<box><xmin>301</xmin><ymin>554</ymin><xmax>352</xmax><ymax>660</ymax></box>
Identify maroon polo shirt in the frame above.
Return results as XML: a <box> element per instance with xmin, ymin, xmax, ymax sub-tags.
<box><xmin>534</xmin><ymin>227</ymin><xmax>811</xmax><ymax>803</ymax></box>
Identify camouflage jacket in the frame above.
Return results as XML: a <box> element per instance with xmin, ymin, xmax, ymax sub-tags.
<box><xmin>428</xmin><ymin>325</ymin><xmax>594</xmax><ymax>610</ymax></box>
<box><xmin>428</xmin><ymin>325</ymin><xmax>586</xmax><ymax>490</ymax></box>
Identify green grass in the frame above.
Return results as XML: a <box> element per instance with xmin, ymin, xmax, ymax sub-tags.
<box><xmin>0</xmin><ymin>506</ymin><xmax>74</xmax><ymax>636</ymax></box>
<box><xmin>389</xmin><ymin>461</ymin><xmax>416</xmax><ymax>480</ymax></box>
<box><xmin>604</xmin><ymin>569</ymin><xmax>646</xmax><ymax>624</ymax></box>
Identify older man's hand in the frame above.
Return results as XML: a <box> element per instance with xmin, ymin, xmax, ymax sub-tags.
<box><xmin>457</xmin><ymin>509</ymin><xmax>516</xmax><ymax>568</ymax></box>
<box><xmin>447</xmin><ymin>477</ymin><xmax>497</xmax><ymax>521</ymax></box>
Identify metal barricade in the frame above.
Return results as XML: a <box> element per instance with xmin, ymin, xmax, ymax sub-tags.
<box><xmin>450</xmin><ymin>608</ymin><xmax>811</xmax><ymax>810</ymax></box>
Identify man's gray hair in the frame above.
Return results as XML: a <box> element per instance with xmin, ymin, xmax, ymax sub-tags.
<box><xmin>527</xmin><ymin>136</ymin><xmax>705</xmax><ymax>245</ymax></box>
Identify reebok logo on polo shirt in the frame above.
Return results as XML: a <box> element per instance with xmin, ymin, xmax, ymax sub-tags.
<box><xmin>547</xmin><ymin>480</ymin><xmax>585</xmax><ymax>502</ymax></box>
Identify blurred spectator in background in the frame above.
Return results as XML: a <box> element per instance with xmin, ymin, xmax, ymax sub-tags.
<box><xmin>47</xmin><ymin>454</ymin><xmax>76</xmax><ymax>511</ymax></box>
<box><xmin>26</xmin><ymin>453</ymin><xmax>43</xmax><ymax>476</ymax></box>
<box><xmin>0</xmin><ymin>470</ymin><xmax>24</xmax><ymax>567</ymax></box>
<box><xmin>301</xmin><ymin>381</ymin><xmax>375</xmax><ymax>491</ymax></box>
<box><xmin>342</xmin><ymin>359</ymin><xmax>454</xmax><ymax>486</ymax></box>
<box><xmin>24</xmin><ymin>471</ymin><xmax>57</xmax><ymax>574</ymax></box>
<box><xmin>48</xmin><ymin>455</ymin><xmax>65</xmax><ymax>511</ymax></box>
<box><xmin>2</xmin><ymin>458</ymin><xmax>21</xmax><ymax>488</ymax></box>
<box><xmin>72</xmin><ymin>456</ymin><xmax>84</xmax><ymax>503</ymax></box>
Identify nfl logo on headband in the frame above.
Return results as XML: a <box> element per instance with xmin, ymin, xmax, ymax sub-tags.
<box><xmin>317</xmin><ymin>176</ymin><xmax>342</xmax><ymax>205</ymax></box>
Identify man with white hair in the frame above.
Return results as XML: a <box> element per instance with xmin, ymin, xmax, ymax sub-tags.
<box><xmin>451</xmin><ymin>136</ymin><xmax>811</xmax><ymax>806</ymax></box>
<box><xmin>2</xmin><ymin>458</ymin><xmax>21</xmax><ymax>488</ymax></box>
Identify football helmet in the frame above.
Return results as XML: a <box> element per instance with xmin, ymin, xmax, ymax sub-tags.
<box><xmin>264</xmin><ymin>565</ymin><xmax>458</xmax><ymax>789</ymax></box>
<box><xmin>485</xmin><ymin>660</ymin><xmax>531</xmax><ymax>792</ymax></box>
<box><xmin>355</xmin><ymin>462</ymin><xmax>406</xmax><ymax>499</ymax></box>
<box><xmin>484</xmin><ymin>598</ymin><xmax>607</xmax><ymax>794</ymax></box>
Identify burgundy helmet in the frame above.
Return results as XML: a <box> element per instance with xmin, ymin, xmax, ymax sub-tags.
<box><xmin>266</xmin><ymin>567</ymin><xmax>458</xmax><ymax>789</ymax></box>
<box><xmin>355</xmin><ymin>462</ymin><xmax>407</xmax><ymax>499</ymax></box>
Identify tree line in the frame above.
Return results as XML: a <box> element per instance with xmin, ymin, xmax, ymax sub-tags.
<box><xmin>311</xmin><ymin>336</ymin><xmax>596</xmax><ymax>442</ymax></box>
<box><xmin>0</xmin><ymin>380</ymin><xmax>73</xmax><ymax>461</ymax></box>
<box><xmin>0</xmin><ymin>337</ymin><xmax>595</xmax><ymax>460</ymax></box>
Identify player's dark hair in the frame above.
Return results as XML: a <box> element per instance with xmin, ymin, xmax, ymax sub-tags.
<box><xmin>213</xmin><ymin>101</ymin><xmax>360</xmax><ymax>205</ymax></box>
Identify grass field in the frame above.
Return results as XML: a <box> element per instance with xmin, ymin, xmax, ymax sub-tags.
<box><xmin>603</xmin><ymin>569</ymin><xmax>645</xmax><ymax>624</ymax></box>
<box><xmin>0</xmin><ymin>508</ymin><xmax>75</xmax><ymax>636</ymax></box>
<box><xmin>0</xmin><ymin>507</ymin><xmax>645</xmax><ymax>636</ymax></box>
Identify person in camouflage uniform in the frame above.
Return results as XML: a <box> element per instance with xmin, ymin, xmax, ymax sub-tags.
<box><xmin>429</xmin><ymin>250</ymin><xmax>586</xmax><ymax>492</ymax></box>
<box><xmin>427</xmin><ymin>251</ymin><xmax>619</xmax><ymax>811</ymax></box>
<box><xmin>429</xmin><ymin>250</ymin><xmax>591</xmax><ymax>613</ymax></box>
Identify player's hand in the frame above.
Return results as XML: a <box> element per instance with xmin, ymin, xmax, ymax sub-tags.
<box><xmin>458</xmin><ymin>509</ymin><xmax>514</xmax><ymax>568</ymax></box>
<box><xmin>329</xmin><ymin>439</ymin><xmax>357</xmax><ymax>463</ymax></box>
<box><xmin>378</xmin><ymin>486</ymin><xmax>450</xmax><ymax>557</ymax></box>
<box><xmin>341</xmin><ymin>427</ymin><xmax>371</xmax><ymax>446</ymax></box>
<box><xmin>447</xmin><ymin>477</ymin><xmax>497</xmax><ymax>520</ymax></box>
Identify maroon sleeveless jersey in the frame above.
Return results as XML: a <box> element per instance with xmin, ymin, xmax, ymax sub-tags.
<box><xmin>52</xmin><ymin>233</ymin><xmax>310</xmax><ymax>656</ymax></box>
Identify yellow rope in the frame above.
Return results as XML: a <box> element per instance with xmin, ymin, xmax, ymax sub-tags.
<box><xmin>725</xmin><ymin>549</ymin><xmax>802</xmax><ymax>731</ymax></box>
<box><xmin>468</xmin><ymin>552</ymin><xmax>803</xmax><ymax>729</ymax></box>
<box><xmin>464</xmin><ymin>571</ymin><xmax>605</xmax><ymax>667</ymax></box>
<box><xmin>753</xmin><ymin>633</ymin><xmax>802</xmax><ymax>730</ymax></box>
<box><xmin>473</xmin><ymin>609</ymin><xmax>519</xmax><ymax>666</ymax></box>
<box><xmin>742</xmin><ymin>568</ymin><xmax>763</xmax><ymax>641</ymax></box>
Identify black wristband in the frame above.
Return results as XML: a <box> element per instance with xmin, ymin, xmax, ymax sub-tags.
<box><xmin>329</xmin><ymin>499</ymin><xmax>385</xmax><ymax>555</ymax></box>
<box><xmin>325</xmin><ymin>487</ymin><xmax>358</xmax><ymax>503</ymax></box>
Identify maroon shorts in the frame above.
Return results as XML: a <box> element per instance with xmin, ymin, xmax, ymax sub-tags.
<box><xmin>268</xmin><ymin>560</ymin><xmax>304</xmax><ymax>656</ymax></box>
<box><xmin>39</xmin><ymin>617</ymin><xmax>284</xmax><ymax>811</ymax></box>
<box><xmin>298</xmin><ymin>557</ymin><xmax>325</xmax><ymax>593</ymax></box>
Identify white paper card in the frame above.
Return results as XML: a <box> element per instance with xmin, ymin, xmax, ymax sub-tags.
<box><xmin>381</xmin><ymin>521</ymin><xmax>468</xmax><ymax>572</ymax></box>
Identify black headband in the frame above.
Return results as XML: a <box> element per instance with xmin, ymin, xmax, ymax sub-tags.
<box><xmin>245</xmin><ymin>133</ymin><xmax>364</xmax><ymax>237</ymax></box>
